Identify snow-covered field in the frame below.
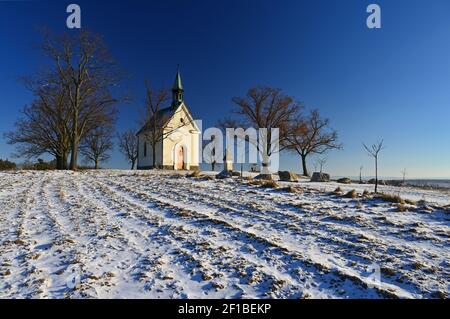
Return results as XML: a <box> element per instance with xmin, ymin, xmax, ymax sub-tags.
<box><xmin>0</xmin><ymin>170</ymin><xmax>448</xmax><ymax>299</ymax></box>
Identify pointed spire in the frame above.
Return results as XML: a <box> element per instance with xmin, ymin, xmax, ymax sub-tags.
<box><xmin>172</xmin><ymin>65</ymin><xmax>184</xmax><ymax>107</ymax></box>
<box><xmin>172</xmin><ymin>65</ymin><xmax>183</xmax><ymax>91</ymax></box>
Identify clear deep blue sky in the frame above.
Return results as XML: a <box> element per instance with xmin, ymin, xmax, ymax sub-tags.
<box><xmin>1</xmin><ymin>0</ymin><xmax>449</xmax><ymax>178</ymax></box>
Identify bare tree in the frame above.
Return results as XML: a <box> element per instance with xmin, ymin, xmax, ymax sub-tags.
<box><xmin>401</xmin><ymin>168</ymin><xmax>407</xmax><ymax>185</ymax></box>
<box><xmin>80</xmin><ymin>125</ymin><xmax>114</xmax><ymax>169</ymax></box>
<box><xmin>117</xmin><ymin>129</ymin><xmax>138</xmax><ymax>170</ymax></box>
<box><xmin>221</xmin><ymin>87</ymin><xmax>301</xmax><ymax>176</ymax></box>
<box><xmin>140</xmin><ymin>80</ymin><xmax>193</xmax><ymax>169</ymax></box>
<box><xmin>286</xmin><ymin>110</ymin><xmax>342</xmax><ymax>177</ymax></box>
<box><xmin>363</xmin><ymin>140</ymin><xmax>384</xmax><ymax>193</ymax></box>
<box><xmin>359</xmin><ymin>165</ymin><xmax>364</xmax><ymax>184</ymax></box>
<box><xmin>41</xmin><ymin>30</ymin><xmax>121</xmax><ymax>170</ymax></box>
<box><xmin>316</xmin><ymin>157</ymin><xmax>328</xmax><ymax>174</ymax></box>
<box><xmin>5</xmin><ymin>80</ymin><xmax>72</xmax><ymax>169</ymax></box>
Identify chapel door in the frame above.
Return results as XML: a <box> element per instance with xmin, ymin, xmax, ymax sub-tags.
<box><xmin>176</xmin><ymin>146</ymin><xmax>184</xmax><ymax>170</ymax></box>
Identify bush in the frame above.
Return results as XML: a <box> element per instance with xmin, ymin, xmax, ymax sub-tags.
<box><xmin>333</xmin><ymin>187</ymin><xmax>343</xmax><ymax>194</ymax></box>
<box><xmin>33</xmin><ymin>159</ymin><xmax>56</xmax><ymax>170</ymax></box>
<box><xmin>21</xmin><ymin>158</ymin><xmax>56</xmax><ymax>170</ymax></box>
<box><xmin>0</xmin><ymin>159</ymin><xmax>17</xmax><ymax>170</ymax></box>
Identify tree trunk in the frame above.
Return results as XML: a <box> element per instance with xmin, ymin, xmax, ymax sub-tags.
<box><xmin>152</xmin><ymin>143</ymin><xmax>156</xmax><ymax>169</ymax></box>
<box><xmin>70</xmin><ymin>108</ymin><xmax>79</xmax><ymax>170</ymax></box>
<box><xmin>95</xmin><ymin>158</ymin><xmax>99</xmax><ymax>169</ymax></box>
<box><xmin>70</xmin><ymin>141</ymin><xmax>78</xmax><ymax>170</ymax></box>
<box><xmin>301</xmin><ymin>154</ymin><xmax>308</xmax><ymax>177</ymax></box>
<box><xmin>375</xmin><ymin>156</ymin><xmax>378</xmax><ymax>193</ymax></box>
<box><xmin>56</xmin><ymin>155</ymin><xmax>62</xmax><ymax>170</ymax></box>
<box><xmin>211</xmin><ymin>162</ymin><xmax>215</xmax><ymax>171</ymax></box>
<box><xmin>131</xmin><ymin>160</ymin><xmax>136</xmax><ymax>170</ymax></box>
<box><xmin>62</xmin><ymin>152</ymin><xmax>68</xmax><ymax>170</ymax></box>
<box><xmin>260</xmin><ymin>151</ymin><xmax>270</xmax><ymax>175</ymax></box>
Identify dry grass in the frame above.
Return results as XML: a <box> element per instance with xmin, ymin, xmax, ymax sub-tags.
<box><xmin>333</xmin><ymin>187</ymin><xmax>343</xmax><ymax>195</ymax></box>
<box><xmin>380</xmin><ymin>267</ymin><xmax>397</xmax><ymax>277</ymax></box>
<box><xmin>379</xmin><ymin>193</ymin><xmax>405</xmax><ymax>204</ymax></box>
<box><xmin>279</xmin><ymin>186</ymin><xmax>300</xmax><ymax>193</ymax></box>
<box><xmin>404</xmin><ymin>198</ymin><xmax>417</xmax><ymax>205</ymax></box>
<box><xmin>247</xmin><ymin>179</ymin><xmax>279</xmax><ymax>189</ymax></box>
<box><xmin>260</xmin><ymin>180</ymin><xmax>279</xmax><ymax>189</ymax></box>
<box><xmin>186</xmin><ymin>170</ymin><xmax>200</xmax><ymax>178</ymax></box>
<box><xmin>198</xmin><ymin>175</ymin><xmax>214</xmax><ymax>181</ymax></box>
<box><xmin>379</xmin><ymin>193</ymin><xmax>417</xmax><ymax>206</ymax></box>
<box><xmin>247</xmin><ymin>180</ymin><xmax>263</xmax><ymax>186</ymax></box>
<box><xmin>344</xmin><ymin>189</ymin><xmax>358</xmax><ymax>198</ymax></box>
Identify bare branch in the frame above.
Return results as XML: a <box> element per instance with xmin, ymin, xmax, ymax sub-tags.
<box><xmin>117</xmin><ymin>129</ymin><xmax>138</xmax><ymax>170</ymax></box>
<box><xmin>285</xmin><ymin>109</ymin><xmax>342</xmax><ymax>176</ymax></box>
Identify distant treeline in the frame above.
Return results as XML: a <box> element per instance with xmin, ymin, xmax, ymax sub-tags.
<box><xmin>0</xmin><ymin>159</ymin><xmax>17</xmax><ymax>170</ymax></box>
<box><xmin>0</xmin><ymin>158</ymin><xmax>95</xmax><ymax>171</ymax></box>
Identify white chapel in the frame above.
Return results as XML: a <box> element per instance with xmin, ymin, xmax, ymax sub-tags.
<box><xmin>136</xmin><ymin>70</ymin><xmax>201</xmax><ymax>170</ymax></box>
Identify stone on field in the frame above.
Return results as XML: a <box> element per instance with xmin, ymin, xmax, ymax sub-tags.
<box><xmin>310</xmin><ymin>172</ymin><xmax>330</xmax><ymax>182</ymax></box>
<box><xmin>337</xmin><ymin>177</ymin><xmax>352</xmax><ymax>184</ymax></box>
<box><xmin>278</xmin><ymin>171</ymin><xmax>299</xmax><ymax>182</ymax></box>
<box><xmin>254</xmin><ymin>173</ymin><xmax>273</xmax><ymax>180</ymax></box>
<box><xmin>216</xmin><ymin>170</ymin><xmax>233</xmax><ymax>179</ymax></box>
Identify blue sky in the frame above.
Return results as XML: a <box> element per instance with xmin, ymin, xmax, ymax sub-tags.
<box><xmin>0</xmin><ymin>0</ymin><xmax>449</xmax><ymax>178</ymax></box>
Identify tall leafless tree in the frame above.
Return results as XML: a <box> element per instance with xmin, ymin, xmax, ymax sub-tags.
<box><xmin>5</xmin><ymin>79</ymin><xmax>72</xmax><ymax>169</ymax></box>
<box><xmin>221</xmin><ymin>87</ymin><xmax>301</xmax><ymax>176</ymax></box>
<box><xmin>140</xmin><ymin>82</ymin><xmax>168</xmax><ymax>169</ymax></box>
<box><xmin>80</xmin><ymin>125</ymin><xmax>114</xmax><ymax>169</ymax></box>
<box><xmin>363</xmin><ymin>140</ymin><xmax>384</xmax><ymax>193</ymax></box>
<box><xmin>117</xmin><ymin>129</ymin><xmax>138</xmax><ymax>170</ymax></box>
<box><xmin>41</xmin><ymin>30</ymin><xmax>121</xmax><ymax>170</ymax></box>
<box><xmin>286</xmin><ymin>109</ymin><xmax>342</xmax><ymax>177</ymax></box>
